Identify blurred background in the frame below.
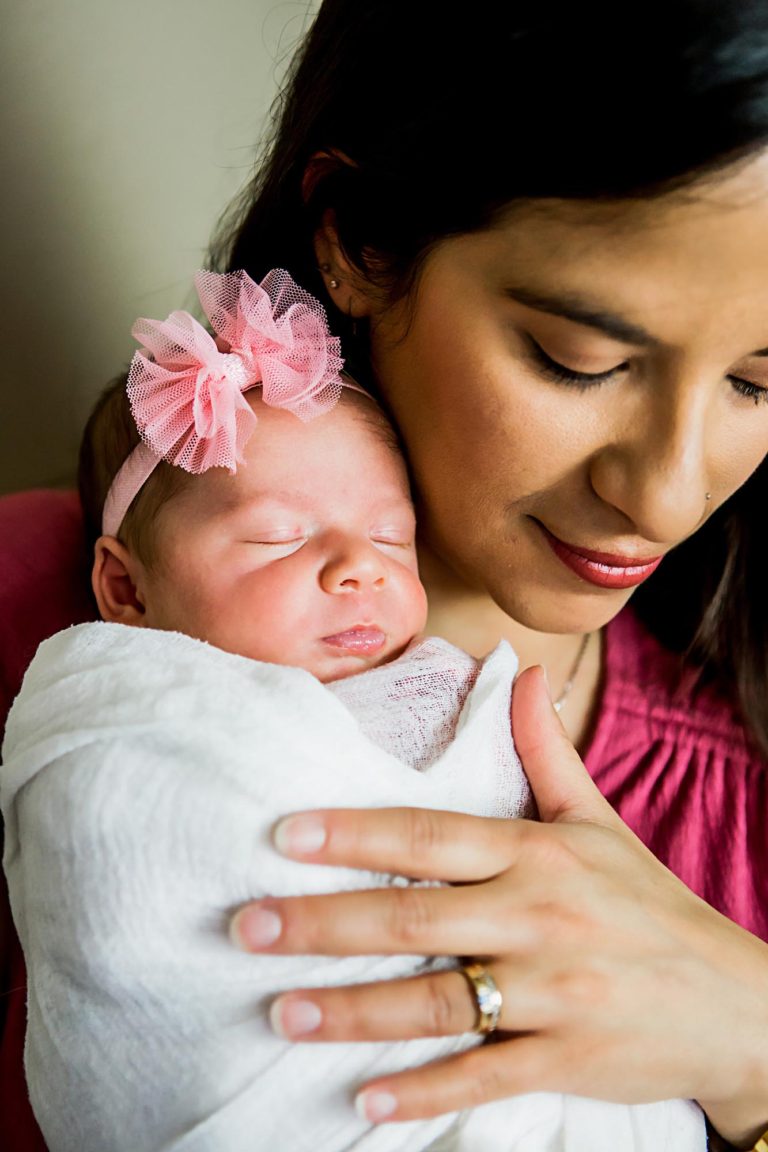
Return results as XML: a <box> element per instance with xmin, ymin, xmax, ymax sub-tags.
<box><xmin>0</xmin><ymin>0</ymin><xmax>318</xmax><ymax>495</ymax></box>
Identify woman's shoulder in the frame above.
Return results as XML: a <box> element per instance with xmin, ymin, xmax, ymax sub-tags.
<box><xmin>585</xmin><ymin>606</ymin><xmax>768</xmax><ymax>940</ymax></box>
<box><xmin>593</xmin><ymin>605</ymin><xmax>756</xmax><ymax>753</ymax></box>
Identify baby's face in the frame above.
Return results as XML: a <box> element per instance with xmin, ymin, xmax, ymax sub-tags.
<box><xmin>135</xmin><ymin>394</ymin><xmax>428</xmax><ymax>682</ymax></box>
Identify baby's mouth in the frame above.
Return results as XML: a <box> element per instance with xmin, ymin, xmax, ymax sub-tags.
<box><xmin>320</xmin><ymin>627</ymin><xmax>387</xmax><ymax>654</ymax></box>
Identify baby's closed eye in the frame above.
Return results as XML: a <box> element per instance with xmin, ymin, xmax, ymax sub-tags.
<box><xmin>242</xmin><ymin>531</ymin><xmax>308</xmax><ymax>554</ymax></box>
<box><xmin>370</xmin><ymin>529</ymin><xmax>416</xmax><ymax>550</ymax></box>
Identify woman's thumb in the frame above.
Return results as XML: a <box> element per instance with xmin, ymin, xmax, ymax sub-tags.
<box><xmin>512</xmin><ymin>664</ymin><xmax>618</xmax><ymax>826</ymax></box>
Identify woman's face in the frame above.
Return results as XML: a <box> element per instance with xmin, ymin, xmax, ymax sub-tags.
<box><xmin>364</xmin><ymin>157</ymin><xmax>768</xmax><ymax>635</ymax></box>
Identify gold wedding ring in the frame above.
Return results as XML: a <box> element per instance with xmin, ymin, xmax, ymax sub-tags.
<box><xmin>459</xmin><ymin>960</ymin><xmax>503</xmax><ymax>1035</ymax></box>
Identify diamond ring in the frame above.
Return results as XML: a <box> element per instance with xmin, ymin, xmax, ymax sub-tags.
<box><xmin>459</xmin><ymin>960</ymin><xmax>503</xmax><ymax>1035</ymax></box>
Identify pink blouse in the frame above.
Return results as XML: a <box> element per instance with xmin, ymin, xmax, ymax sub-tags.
<box><xmin>586</xmin><ymin>608</ymin><xmax>767</xmax><ymax>942</ymax></box>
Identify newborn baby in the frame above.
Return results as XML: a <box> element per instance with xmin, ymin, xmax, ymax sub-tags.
<box><xmin>1</xmin><ymin>269</ymin><xmax>705</xmax><ymax>1152</ymax></box>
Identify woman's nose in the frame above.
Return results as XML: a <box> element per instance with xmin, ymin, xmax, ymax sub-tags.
<box><xmin>589</xmin><ymin>386</ymin><xmax>713</xmax><ymax>544</ymax></box>
<box><xmin>318</xmin><ymin>535</ymin><xmax>387</xmax><ymax>594</ymax></box>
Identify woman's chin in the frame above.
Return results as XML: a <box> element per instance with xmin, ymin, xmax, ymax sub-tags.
<box><xmin>487</xmin><ymin>574</ymin><xmax>639</xmax><ymax>637</ymax></box>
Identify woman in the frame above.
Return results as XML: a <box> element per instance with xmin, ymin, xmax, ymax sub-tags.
<box><xmin>211</xmin><ymin>1</ymin><xmax>768</xmax><ymax>1148</ymax></box>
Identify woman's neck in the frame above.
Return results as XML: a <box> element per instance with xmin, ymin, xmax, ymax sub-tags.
<box><xmin>418</xmin><ymin>546</ymin><xmax>604</xmax><ymax>751</ymax></box>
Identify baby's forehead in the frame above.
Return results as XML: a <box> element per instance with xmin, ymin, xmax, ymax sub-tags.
<box><xmin>197</xmin><ymin>391</ymin><xmax>412</xmax><ymax>514</ymax></box>
<box><xmin>247</xmin><ymin>384</ymin><xmax>393</xmax><ymax>429</ymax></box>
<box><xmin>246</xmin><ymin>388</ymin><xmax>404</xmax><ymax>464</ymax></box>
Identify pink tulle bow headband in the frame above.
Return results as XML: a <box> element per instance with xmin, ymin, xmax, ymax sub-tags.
<box><xmin>102</xmin><ymin>268</ymin><xmax>346</xmax><ymax>537</ymax></box>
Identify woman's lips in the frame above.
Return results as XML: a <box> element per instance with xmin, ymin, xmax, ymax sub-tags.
<box><xmin>537</xmin><ymin>523</ymin><xmax>664</xmax><ymax>590</ymax></box>
<box><xmin>321</xmin><ymin>627</ymin><xmax>387</xmax><ymax>654</ymax></box>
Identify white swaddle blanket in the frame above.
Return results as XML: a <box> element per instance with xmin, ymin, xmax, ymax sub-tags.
<box><xmin>0</xmin><ymin>623</ymin><xmax>705</xmax><ymax>1152</ymax></box>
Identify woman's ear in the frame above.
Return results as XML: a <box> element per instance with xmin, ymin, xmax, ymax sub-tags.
<box><xmin>304</xmin><ymin>150</ymin><xmax>383</xmax><ymax>321</ymax></box>
<box><xmin>313</xmin><ymin>207</ymin><xmax>381</xmax><ymax>321</ymax></box>
<box><xmin>91</xmin><ymin>536</ymin><xmax>149</xmax><ymax>626</ymax></box>
<box><xmin>302</xmin><ymin>149</ymin><xmax>352</xmax><ymax>203</ymax></box>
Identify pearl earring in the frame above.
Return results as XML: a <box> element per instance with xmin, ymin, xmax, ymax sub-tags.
<box><xmin>318</xmin><ymin>262</ymin><xmax>340</xmax><ymax>289</ymax></box>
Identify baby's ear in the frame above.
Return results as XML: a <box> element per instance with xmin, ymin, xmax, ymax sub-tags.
<box><xmin>92</xmin><ymin>537</ymin><xmax>148</xmax><ymax>626</ymax></box>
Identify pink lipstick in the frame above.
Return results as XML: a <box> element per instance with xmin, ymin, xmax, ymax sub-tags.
<box><xmin>321</xmin><ymin>627</ymin><xmax>387</xmax><ymax>654</ymax></box>
<box><xmin>538</xmin><ymin>524</ymin><xmax>663</xmax><ymax>590</ymax></box>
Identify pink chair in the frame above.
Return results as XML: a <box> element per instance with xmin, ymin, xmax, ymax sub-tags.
<box><xmin>0</xmin><ymin>489</ymin><xmax>95</xmax><ymax>1151</ymax></box>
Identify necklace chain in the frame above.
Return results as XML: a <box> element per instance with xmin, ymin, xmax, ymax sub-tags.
<box><xmin>552</xmin><ymin>632</ymin><xmax>592</xmax><ymax>713</ymax></box>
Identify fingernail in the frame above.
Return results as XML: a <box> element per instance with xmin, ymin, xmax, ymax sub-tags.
<box><xmin>355</xmin><ymin>1089</ymin><xmax>398</xmax><ymax>1123</ymax></box>
<box><xmin>273</xmin><ymin>814</ymin><xmax>327</xmax><ymax>856</ymax></box>
<box><xmin>229</xmin><ymin>906</ymin><xmax>282</xmax><ymax>950</ymax></box>
<box><xmin>269</xmin><ymin>995</ymin><xmax>323</xmax><ymax>1038</ymax></box>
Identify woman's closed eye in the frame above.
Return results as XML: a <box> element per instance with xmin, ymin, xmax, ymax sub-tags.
<box><xmin>526</xmin><ymin>333</ymin><xmax>768</xmax><ymax>406</ymax></box>
<box><xmin>727</xmin><ymin>373</ymin><xmax>768</xmax><ymax>406</ymax></box>
<box><xmin>525</xmin><ymin>334</ymin><xmax>628</xmax><ymax>389</ymax></box>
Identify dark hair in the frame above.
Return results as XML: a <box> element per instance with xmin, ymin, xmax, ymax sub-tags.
<box><xmin>78</xmin><ymin>374</ymin><xmax>190</xmax><ymax>567</ymax></box>
<box><xmin>210</xmin><ymin>0</ymin><xmax>768</xmax><ymax>751</ymax></box>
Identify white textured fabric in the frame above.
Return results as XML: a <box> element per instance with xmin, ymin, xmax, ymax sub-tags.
<box><xmin>0</xmin><ymin>624</ymin><xmax>706</xmax><ymax>1152</ymax></box>
<box><xmin>441</xmin><ymin>1096</ymin><xmax>706</xmax><ymax>1151</ymax></box>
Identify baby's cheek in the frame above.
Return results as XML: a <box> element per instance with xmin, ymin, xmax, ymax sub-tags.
<box><xmin>406</xmin><ymin>572</ymin><xmax>430</xmax><ymax>633</ymax></box>
<box><xmin>240</xmin><ymin>573</ymin><xmax>316</xmax><ymax>657</ymax></box>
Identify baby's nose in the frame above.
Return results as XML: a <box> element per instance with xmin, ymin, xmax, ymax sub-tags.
<box><xmin>319</xmin><ymin>538</ymin><xmax>387</xmax><ymax>593</ymax></box>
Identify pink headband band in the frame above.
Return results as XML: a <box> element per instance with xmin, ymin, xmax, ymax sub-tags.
<box><xmin>102</xmin><ymin>268</ymin><xmax>347</xmax><ymax>537</ymax></box>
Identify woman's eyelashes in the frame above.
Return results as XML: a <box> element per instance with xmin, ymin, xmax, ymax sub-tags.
<box><xmin>728</xmin><ymin>375</ymin><xmax>768</xmax><ymax>406</ymax></box>
<box><xmin>525</xmin><ymin>334</ymin><xmax>627</xmax><ymax>388</ymax></box>
<box><xmin>525</xmin><ymin>333</ymin><xmax>768</xmax><ymax>405</ymax></box>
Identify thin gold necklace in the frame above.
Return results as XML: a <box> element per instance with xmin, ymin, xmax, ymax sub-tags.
<box><xmin>553</xmin><ymin>632</ymin><xmax>592</xmax><ymax>713</ymax></box>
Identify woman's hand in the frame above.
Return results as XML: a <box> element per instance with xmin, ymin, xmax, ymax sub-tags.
<box><xmin>230</xmin><ymin>667</ymin><xmax>768</xmax><ymax>1148</ymax></box>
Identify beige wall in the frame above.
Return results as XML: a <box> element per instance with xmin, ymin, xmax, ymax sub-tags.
<box><xmin>0</xmin><ymin>0</ymin><xmax>318</xmax><ymax>495</ymax></box>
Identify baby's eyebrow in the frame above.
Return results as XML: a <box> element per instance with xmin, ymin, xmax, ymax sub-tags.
<box><xmin>222</xmin><ymin>489</ymin><xmax>307</xmax><ymax>515</ymax></box>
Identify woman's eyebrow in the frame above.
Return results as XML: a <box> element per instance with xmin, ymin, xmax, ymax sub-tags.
<box><xmin>506</xmin><ymin>286</ymin><xmax>768</xmax><ymax>359</ymax></box>
<box><xmin>504</xmin><ymin>285</ymin><xmax>662</xmax><ymax>347</ymax></box>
